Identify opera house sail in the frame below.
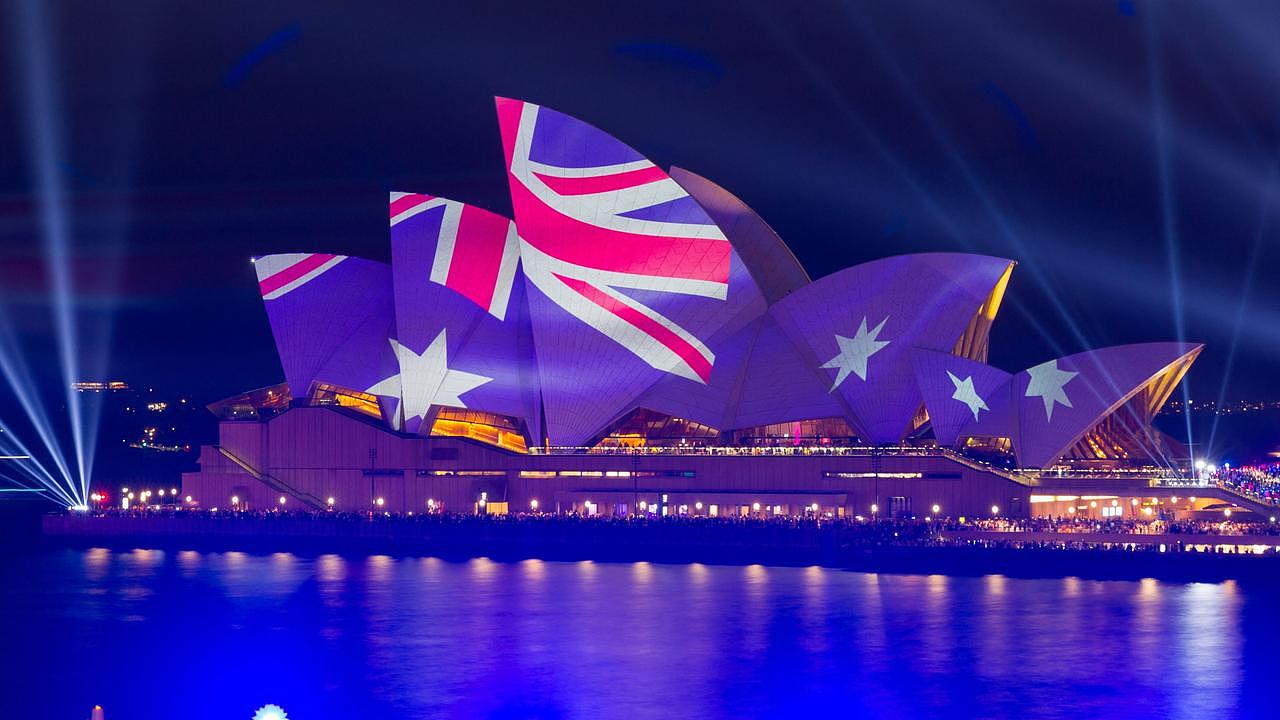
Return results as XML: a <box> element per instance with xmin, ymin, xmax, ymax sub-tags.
<box><xmin>185</xmin><ymin>97</ymin><xmax>1205</xmax><ymax>519</ymax></box>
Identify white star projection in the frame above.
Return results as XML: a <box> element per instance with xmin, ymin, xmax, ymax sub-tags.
<box><xmin>1024</xmin><ymin>359</ymin><xmax>1078</xmax><ymax>421</ymax></box>
<box><xmin>822</xmin><ymin>316</ymin><xmax>890</xmax><ymax>391</ymax></box>
<box><xmin>947</xmin><ymin>371</ymin><xmax>990</xmax><ymax>421</ymax></box>
<box><xmin>366</xmin><ymin>329</ymin><xmax>491</xmax><ymax>425</ymax></box>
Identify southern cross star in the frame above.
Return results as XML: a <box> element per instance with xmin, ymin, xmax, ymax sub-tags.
<box><xmin>366</xmin><ymin>329</ymin><xmax>492</xmax><ymax>427</ymax></box>
<box><xmin>822</xmin><ymin>316</ymin><xmax>890</xmax><ymax>391</ymax></box>
<box><xmin>1024</xmin><ymin>359</ymin><xmax>1078</xmax><ymax>421</ymax></box>
<box><xmin>947</xmin><ymin>370</ymin><xmax>989</xmax><ymax>421</ymax></box>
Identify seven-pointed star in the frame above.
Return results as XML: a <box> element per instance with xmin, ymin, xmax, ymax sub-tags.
<box><xmin>1024</xmin><ymin>359</ymin><xmax>1078</xmax><ymax>421</ymax></box>
<box><xmin>947</xmin><ymin>370</ymin><xmax>989</xmax><ymax>421</ymax></box>
<box><xmin>822</xmin><ymin>316</ymin><xmax>890</xmax><ymax>391</ymax></box>
<box><xmin>366</xmin><ymin>329</ymin><xmax>492</xmax><ymax>426</ymax></box>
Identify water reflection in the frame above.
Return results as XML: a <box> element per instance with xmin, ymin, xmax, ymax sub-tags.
<box><xmin>0</xmin><ymin>550</ymin><xmax>1263</xmax><ymax>719</ymax></box>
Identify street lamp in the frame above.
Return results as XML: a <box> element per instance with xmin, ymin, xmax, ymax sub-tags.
<box><xmin>530</xmin><ymin>498</ymin><xmax>539</xmax><ymax>511</ymax></box>
<box><xmin>990</xmin><ymin>505</ymin><xmax>1000</xmax><ymax>516</ymax></box>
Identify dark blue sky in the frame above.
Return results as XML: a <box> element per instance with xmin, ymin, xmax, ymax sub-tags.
<box><xmin>1</xmin><ymin>0</ymin><xmax>1277</xmax><ymax>402</ymax></box>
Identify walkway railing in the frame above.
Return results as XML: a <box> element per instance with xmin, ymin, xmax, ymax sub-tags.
<box><xmin>527</xmin><ymin>444</ymin><xmax>1045</xmax><ymax>484</ymax></box>
<box><xmin>1213</xmin><ymin>482</ymin><xmax>1280</xmax><ymax>510</ymax></box>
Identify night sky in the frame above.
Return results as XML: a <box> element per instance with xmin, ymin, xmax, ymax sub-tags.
<box><xmin>1</xmin><ymin>0</ymin><xmax>1277</xmax><ymax>404</ymax></box>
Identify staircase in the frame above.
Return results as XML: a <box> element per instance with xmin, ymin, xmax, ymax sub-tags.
<box><xmin>1212</xmin><ymin>483</ymin><xmax>1280</xmax><ymax>518</ymax></box>
<box><xmin>216</xmin><ymin>446</ymin><xmax>327</xmax><ymax>511</ymax></box>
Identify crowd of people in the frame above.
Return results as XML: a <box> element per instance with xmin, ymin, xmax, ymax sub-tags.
<box><xmin>1213</xmin><ymin>461</ymin><xmax>1280</xmax><ymax>505</ymax></box>
<box><xmin>954</xmin><ymin>515</ymin><xmax>1280</xmax><ymax>537</ymax></box>
<box><xmin>74</xmin><ymin>504</ymin><xmax>1280</xmax><ymax>542</ymax></box>
<box><xmin>530</xmin><ymin>443</ymin><xmax>938</xmax><ymax>457</ymax></box>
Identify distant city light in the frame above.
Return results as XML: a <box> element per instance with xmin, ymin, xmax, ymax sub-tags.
<box><xmin>71</xmin><ymin>380</ymin><xmax>129</xmax><ymax>392</ymax></box>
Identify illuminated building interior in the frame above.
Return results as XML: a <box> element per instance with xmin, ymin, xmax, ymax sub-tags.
<box><xmin>431</xmin><ymin>409</ymin><xmax>528</xmax><ymax>453</ymax></box>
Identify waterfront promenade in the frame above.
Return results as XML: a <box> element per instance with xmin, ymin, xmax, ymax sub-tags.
<box><xmin>42</xmin><ymin>512</ymin><xmax>1280</xmax><ymax>584</ymax></box>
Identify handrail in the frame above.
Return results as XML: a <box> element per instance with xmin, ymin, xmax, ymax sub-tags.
<box><xmin>216</xmin><ymin>446</ymin><xmax>326</xmax><ymax>511</ymax></box>
<box><xmin>523</xmin><ymin>444</ymin><xmax>1206</xmax><ymax>486</ymax></box>
<box><xmin>1214</xmin><ymin>482</ymin><xmax>1280</xmax><ymax>511</ymax></box>
<box><xmin>530</xmin><ymin>443</ymin><xmax>1038</xmax><ymax>484</ymax></box>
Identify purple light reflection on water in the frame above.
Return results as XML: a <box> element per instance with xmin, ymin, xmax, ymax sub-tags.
<box><xmin>0</xmin><ymin>547</ymin><xmax>1271</xmax><ymax>718</ymax></box>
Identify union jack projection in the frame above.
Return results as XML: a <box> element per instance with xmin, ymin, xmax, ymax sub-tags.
<box><xmin>256</xmin><ymin>253</ymin><xmax>347</xmax><ymax>301</ymax></box>
<box><xmin>253</xmin><ymin>253</ymin><xmax>398</xmax><ymax>401</ymax></box>
<box><xmin>496</xmin><ymin>97</ymin><xmax>732</xmax><ymax>385</ymax></box>
<box><xmin>388</xmin><ymin>193</ymin><xmax>521</xmax><ymax>320</ymax></box>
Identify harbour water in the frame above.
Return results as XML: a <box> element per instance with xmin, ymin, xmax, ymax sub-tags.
<box><xmin>0</xmin><ymin>545</ymin><xmax>1275</xmax><ymax>719</ymax></box>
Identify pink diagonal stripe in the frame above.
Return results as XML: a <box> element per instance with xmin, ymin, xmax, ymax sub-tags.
<box><xmin>389</xmin><ymin>193</ymin><xmax>434</xmax><ymax>220</ymax></box>
<box><xmin>532</xmin><ymin>165</ymin><xmax>668</xmax><ymax>196</ymax></box>
<box><xmin>555</xmin><ymin>273</ymin><xmax>713</xmax><ymax>382</ymax></box>
<box><xmin>259</xmin><ymin>253</ymin><xmax>337</xmax><ymax>297</ymax></box>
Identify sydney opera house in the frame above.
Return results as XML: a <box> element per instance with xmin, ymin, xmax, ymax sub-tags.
<box><xmin>181</xmin><ymin>97</ymin><xmax>1213</xmax><ymax>519</ymax></box>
